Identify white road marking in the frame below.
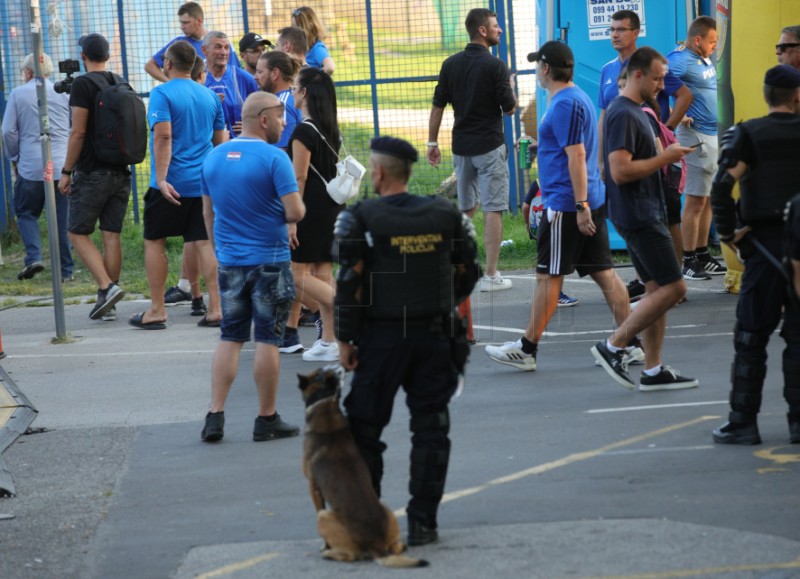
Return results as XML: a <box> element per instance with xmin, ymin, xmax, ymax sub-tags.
<box><xmin>587</xmin><ymin>401</ymin><xmax>728</xmax><ymax>413</ymax></box>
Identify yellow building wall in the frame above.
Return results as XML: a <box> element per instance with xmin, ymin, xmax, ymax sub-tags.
<box><xmin>722</xmin><ymin>0</ymin><xmax>800</xmax><ymax>292</ymax></box>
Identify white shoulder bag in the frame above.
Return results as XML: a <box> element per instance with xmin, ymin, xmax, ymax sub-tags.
<box><xmin>302</xmin><ymin>120</ymin><xmax>366</xmax><ymax>204</ymax></box>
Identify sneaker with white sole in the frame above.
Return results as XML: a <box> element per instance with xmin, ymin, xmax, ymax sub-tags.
<box><xmin>302</xmin><ymin>339</ymin><xmax>340</xmax><ymax>362</ymax></box>
<box><xmin>164</xmin><ymin>285</ymin><xmax>192</xmax><ymax>305</ymax></box>
<box><xmin>485</xmin><ymin>340</ymin><xmax>537</xmax><ymax>371</ymax></box>
<box><xmin>557</xmin><ymin>292</ymin><xmax>578</xmax><ymax>307</ymax></box>
<box><xmin>639</xmin><ymin>365</ymin><xmax>699</xmax><ymax>391</ymax></box>
<box><xmin>697</xmin><ymin>252</ymin><xmax>727</xmax><ymax>275</ymax></box>
<box><xmin>101</xmin><ymin>306</ymin><xmax>117</xmax><ymax>322</ymax></box>
<box><xmin>89</xmin><ymin>283</ymin><xmax>125</xmax><ymax>320</ymax></box>
<box><xmin>591</xmin><ymin>341</ymin><xmax>635</xmax><ymax>390</ymax></box>
<box><xmin>595</xmin><ymin>337</ymin><xmax>644</xmax><ymax>368</ymax></box>
<box><xmin>479</xmin><ymin>274</ymin><xmax>512</xmax><ymax>292</ymax></box>
<box><xmin>278</xmin><ymin>331</ymin><xmax>304</xmax><ymax>354</ymax></box>
<box><xmin>682</xmin><ymin>257</ymin><xmax>711</xmax><ymax>280</ymax></box>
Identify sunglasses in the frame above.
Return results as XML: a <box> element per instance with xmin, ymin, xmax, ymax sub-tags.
<box><xmin>292</xmin><ymin>8</ymin><xmax>303</xmax><ymax>17</ymax></box>
<box><xmin>256</xmin><ymin>104</ymin><xmax>285</xmax><ymax>117</ymax></box>
<box><xmin>776</xmin><ymin>42</ymin><xmax>800</xmax><ymax>53</ymax></box>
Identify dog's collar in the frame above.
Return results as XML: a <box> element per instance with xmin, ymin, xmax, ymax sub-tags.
<box><xmin>304</xmin><ymin>386</ymin><xmax>339</xmax><ymax>409</ymax></box>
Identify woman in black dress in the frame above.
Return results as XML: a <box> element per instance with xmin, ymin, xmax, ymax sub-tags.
<box><xmin>286</xmin><ymin>67</ymin><xmax>342</xmax><ymax>361</ymax></box>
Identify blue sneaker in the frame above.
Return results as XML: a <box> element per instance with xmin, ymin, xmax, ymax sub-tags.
<box><xmin>557</xmin><ymin>292</ymin><xmax>579</xmax><ymax>308</ymax></box>
<box><xmin>278</xmin><ymin>331</ymin><xmax>304</xmax><ymax>354</ymax></box>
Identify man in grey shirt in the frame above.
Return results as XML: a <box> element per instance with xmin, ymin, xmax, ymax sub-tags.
<box><xmin>2</xmin><ymin>52</ymin><xmax>73</xmax><ymax>281</ymax></box>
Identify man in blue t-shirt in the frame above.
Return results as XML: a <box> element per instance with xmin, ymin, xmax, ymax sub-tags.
<box><xmin>144</xmin><ymin>2</ymin><xmax>240</xmax><ymax>83</ymax></box>
<box><xmin>485</xmin><ymin>41</ymin><xmax>632</xmax><ymax>373</ymax></box>
<box><xmin>667</xmin><ymin>16</ymin><xmax>726</xmax><ymax>279</ymax></box>
<box><xmin>597</xmin><ymin>10</ymin><xmax>693</xmax><ymax>179</ymax></box>
<box><xmin>595</xmin><ymin>47</ymin><xmax>698</xmax><ymax>392</ymax></box>
<box><xmin>254</xmin><ymin>50</ymin><xmax>303</xmax><ymax>150</ymax></box>
<box><xmin>203</xmin><ymin>31</ymin><xmax>258</xmax><ymax>138</ymax></box>
<box><xmin>130</xmin><ymin>40</ymin><xmax>227</xmax><ymax>331</ymax></box>
<box><xmin>199</xmin><ymin>91</ymin><xmax>305</xmax><ymax>443</ymax></box>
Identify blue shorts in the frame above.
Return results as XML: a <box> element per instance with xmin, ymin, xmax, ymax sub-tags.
<box><xmin>218</xmin><ymin>262</ymin><xmax>295</xmax><ymax>344</ymax></box>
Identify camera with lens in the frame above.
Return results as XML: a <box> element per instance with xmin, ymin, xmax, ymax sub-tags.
<box><xmin>53</xmin><ymin>59</ymin><xmax>81</xmax><ymax>94</ymax></box>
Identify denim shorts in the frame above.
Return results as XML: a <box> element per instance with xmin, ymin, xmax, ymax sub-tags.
<box><xmin>453</xmin><ymin>143</ymin><xmax>510</xmax><ymax>212</ymax></box>
<box><xmin>218</xmin><ymin>262</ymin><xmax>295</xmax><ymax>344</ymax></box>
<box><xmin>68</xmin><ymin>169</ymin><xmax>131</xmax><ymax>234</ymax></box>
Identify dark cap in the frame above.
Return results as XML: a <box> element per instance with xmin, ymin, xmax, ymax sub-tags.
<box><xmin>78</xmin><ymin>33</ymin><xmax>109</xmax><ymax>61</ymax></box>
<box><xmin>764</xmin><ymin>64</ymin><xmax>800</xmax><ymax>88</ymax></box>
<box><xmin>239</xmin><ymin>32</ymin><xmax>273</xmax><ymax>52</ymax></box>
<box><xmin>527</xmin><ymin>40</ymin><xmax>574</xmax><ymax>68</ymax></box>
<box><xmin>370</xmin><ymin>136</ymin><xmax>418</xmax><ymax>163</ymax></box>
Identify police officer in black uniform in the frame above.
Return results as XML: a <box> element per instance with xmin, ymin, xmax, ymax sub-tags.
<box><xmin>710</xmin><ymin>64</ymin><xmax>800</xmax><ymax>445</ymax></box>
<box><xmin>332</xmin><ymin>136</ymin><xmax>481</xmax><ymax>546</ymax></box>
<box><xmin>787</xmin><ymin>194</ymin><xmax>800</xmax><ymax>304</ymax></box>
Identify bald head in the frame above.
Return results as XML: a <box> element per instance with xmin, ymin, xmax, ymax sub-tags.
<box><xmin>241</xmin><ymin>91</ymin><xmax>285</xmax><ymax>143</ymax></box>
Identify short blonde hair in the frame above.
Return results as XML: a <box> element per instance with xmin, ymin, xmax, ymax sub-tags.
<box><xmin>291</xmin><ymin>6</ymin><xmax>326</xmax><ymax>47</ymax></box>
<box><xmin>22</xmin><ymin>53</ymin><xmax>54</xmax><ymax>77</ymax></box>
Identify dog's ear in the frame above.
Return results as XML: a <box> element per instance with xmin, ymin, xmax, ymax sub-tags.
<box><xmin>297</xmin><ymin>373</ymin><xmax>310</xmax><ymax>391</ymax></box>
<box><xmin>324</xmin><ymin>371</ymin><xmax>340</xmax><ymax>390</ymax></box>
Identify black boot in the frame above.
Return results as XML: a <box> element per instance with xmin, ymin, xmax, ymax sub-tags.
<box><xmin>788</xmin><ymin>414</ymin><xmax>800</xmax><ymax>444</ymax></box>
<box><xmin>407</xmin><ymin>518</ymin><xmax>438</xmax><ymax>546</ymax></box>
<box><xmin>713</xmin><ymin>412</ymin><xmax>761</xmax><ymax>445</ymax></box>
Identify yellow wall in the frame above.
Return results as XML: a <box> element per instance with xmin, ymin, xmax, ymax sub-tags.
<box><xmin>732</xmin><ymin>0</ymin><xmax>800</xmax><ymax>122</ymax></box>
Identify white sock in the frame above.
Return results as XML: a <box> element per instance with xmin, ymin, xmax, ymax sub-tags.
<box><xmin>643</xmin><ymin>365</ymin><xmax>662</xmax><ymax>376</ymax></box>
<box><xmin>177</xmin><ymin>278</ymin><xmax>191</xmax><ymax>293</ymax></box>
<box><xmin>606</xmin><ymin>339</ymin><xmax>624</xmax><ymax>354</ymax></box>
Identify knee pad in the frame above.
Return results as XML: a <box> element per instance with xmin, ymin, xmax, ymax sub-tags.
<box><xmin>410</xmin><ymin>409</ymin><xmax>450</xmax><ymax>435</ymax></box>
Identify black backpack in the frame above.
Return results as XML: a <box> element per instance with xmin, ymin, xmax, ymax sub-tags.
<box><xmin>86</xmin><ymin>72</ymin><xmax>147</xmax><ymax>165</ymax></box>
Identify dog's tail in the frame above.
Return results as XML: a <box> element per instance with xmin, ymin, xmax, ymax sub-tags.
<box><xmin>375</xmin><ymin>554</ymin><xmax>429</xmax><ymax>568</ymax></box>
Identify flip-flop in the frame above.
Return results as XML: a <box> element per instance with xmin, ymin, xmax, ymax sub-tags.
<box><xmin>197</xmin><ymin>315</ymin><xmax>221</xmax><ymax>328</ymax></box>
<box><xmin>128</xmin><ymin>311</ymin><xmax>167</xmax><ymax>330</ymax></box>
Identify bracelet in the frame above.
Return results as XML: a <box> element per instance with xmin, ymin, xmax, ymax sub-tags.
<box><xmin>61</xmin><ymin>168</ymin><xmax>73</xmax><ymax>176</ymax></box>
<box><xmin>426</xmin><ymin>142</ymin><xmax>438</xmax><ymax>148</ymax></box>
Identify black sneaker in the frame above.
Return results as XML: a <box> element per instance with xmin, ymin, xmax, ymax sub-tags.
<box><xmin>713</xmin><ymin>420</ymin><xmax>761</xmax><ymax>445</ymax></box>
<box><xmin>407</xmin><ymin>519</ymin><xmax>438</xmax><ymax>547</ymax></box>
<box><xmin>626</xmin><ymin>279</ymin><xmax>646</xmax><ymax>303</ymax></box>
<box><xmin>17</xmin><ymin>261</ymin><xmax>44</xmax><ymax>280</ymax></box>
<box><xmin>697</xmin><ymin>252</ymin><xmax>727</xmax><ymax>275</ymax></box>
<box><xmin>164</xmin><ymin>285</ymin><xmax>192</xmax><ymax>306</ymax></box>
<box><xmin>89</xmin><ymin>283</ymin><xmax>125</xmax><ymax>320</ymax></box>
<box><xmin>191</xmin><ymin>297</ymin><xmax>207</xmax><ymax>317</ymax></box>
<box><xmin>253</xmin><ymin>413</ymin><xmax>300</xmax><ymax>441</ymax></box>
<box><xmin>639</xmin><ymin>365</ymin><xmax>699</xmax><ymax>391</ymax></box>
<box><xmin>682</xmin><ymin>257</ymin><xmax>711</xmax><ymax>280</ymax></box>
<box><xmin>591</xmin><ymin>341</ymin><xmax>635</xmax><ymax>390</ymax></box>
<box><xmin>788</xmin><ymin>414</ymin><xmax>800</xmax><ymax>444</ymax></box>
<box><xmin>201</xmin><ymin>411</ymin><xmax>225</xmax><ymax>442</ymax></box>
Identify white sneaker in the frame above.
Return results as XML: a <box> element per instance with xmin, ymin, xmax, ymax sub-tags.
<box><xmin>302</xmin><ymin>339</ymin><xmax>340</xmax><ymax>362</ymax></box>
<box><xmin>479</xmin><ymin>274</ymin><xmax>512</xmax><ymax>292</ymax></box>
<box><xmin>485</xmin><ymin>339</ymin><xmax>536</xmax><ymax>371</ymax></box>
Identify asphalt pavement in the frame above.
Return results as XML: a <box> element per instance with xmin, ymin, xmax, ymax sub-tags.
<box><xmin>0</xmin><ymin>270</ymin><xmax>798</xmax><ymax>579</ymax></box>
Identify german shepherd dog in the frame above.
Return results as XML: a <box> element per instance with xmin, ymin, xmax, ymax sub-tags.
<box><xmin>298</xmin><ymin>366</ymin><xmax>428</xmax><ymax>567</ymax></box>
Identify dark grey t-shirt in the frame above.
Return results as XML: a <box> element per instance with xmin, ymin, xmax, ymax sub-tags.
<box><xmin>603</xmin><ymin>96</ymin><xmax>665</xmax><ymax>229</ymax></box>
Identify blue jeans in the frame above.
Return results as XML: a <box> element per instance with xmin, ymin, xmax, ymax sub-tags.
<box><xmin>218</xmin><ymin>262</ymin><xmax>295</xmax><ymax>344</ymax></box>
<box><xmin>14</xmin><ymin>175</ymin><xmax>74</xmax><ymax>278</ymax></box>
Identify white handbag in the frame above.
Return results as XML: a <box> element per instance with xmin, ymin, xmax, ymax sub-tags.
<box><xmin>303</xmin><ymin>120</ymin><xmax>366</xmax><ymax>204</ymax></box>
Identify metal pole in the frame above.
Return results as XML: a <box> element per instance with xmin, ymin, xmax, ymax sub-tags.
<box><xmin>29</xmin><ymin>0</ymin><xmax>67</xmax><ymax>340</ymax></box>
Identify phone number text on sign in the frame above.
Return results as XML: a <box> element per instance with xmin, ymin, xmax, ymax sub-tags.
<box><xmin>587</xmin><ymin>0</ymin><xmax>646</xmax><ymax>41</ymax></box>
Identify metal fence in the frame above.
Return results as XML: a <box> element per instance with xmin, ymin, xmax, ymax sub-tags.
<box><xmin>0</xmin><ymin>0</ymin><xmax>537</xmax><ymax>233</ymax></box>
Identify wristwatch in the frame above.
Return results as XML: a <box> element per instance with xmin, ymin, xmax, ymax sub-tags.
<box><xmin>575</xmin><ymin>200</ymin><xmax>588</xmax><ymax>212</ymax></box>
<box><xmin>61</xmin><ymin>168</ymin><xmax>73</xmax><ymax>176</ymax></box>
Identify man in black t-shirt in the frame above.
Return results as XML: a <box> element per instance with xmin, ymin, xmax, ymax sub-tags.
<box><xmin>57</xmin><ymin>34</ymin><xmax>131</xmax><ymax>321</ymax></box>
<box><xmin>427</xmin><ymin>8</ymin><xmax>517</xmax><ymax>293</ymax></box>
<box><xmin>592</xmin><ymin>47</ymin><xmax>696</xmax><ymax>392</ymax></box>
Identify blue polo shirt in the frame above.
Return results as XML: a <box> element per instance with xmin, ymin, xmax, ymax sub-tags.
<box><xmin>539</xmin><ymin>86</ymin><xmax>604</xmax><ymax>212</ymax></box>
<box><xmin>666</xmin><ymin>45</ymin><xmax>717</xmax><ymax>135</ymax></box>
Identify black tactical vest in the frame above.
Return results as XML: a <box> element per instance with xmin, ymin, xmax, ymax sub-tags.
<box><xmin>739</xmin><ymin>114</ymin><xmax>800</xmax><ymax>225</ymax></box>
<box><xmin>356</xmin><ymin>197</ymin><xmax>459</xmax><ymax>320</ymax></box>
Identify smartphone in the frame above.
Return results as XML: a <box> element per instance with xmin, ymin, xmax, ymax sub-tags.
<box><xmin>689</xmin><ymin>141</ymin><xmax>704</xmax><ymax>151</ymax></box>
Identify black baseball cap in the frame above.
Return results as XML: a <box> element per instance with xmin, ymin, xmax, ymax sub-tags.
<box><xmin>79</xmin><ymin>33</ymin><xmax>109</xmax><ymax>61</ymax></box>
<box><xmin>527</xmin><ymin>40</ymin><xmax>574</xmax><ymax>68</ymax></box>
<box><xmin>239</xmin><ymin>32</ymin><xmax>272</xmax><ymax>52</ymax></box>
<box><xmin>764</xmin><ymin>64</ymin><xmax>800</xmax><ymax>88</ymax></box>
